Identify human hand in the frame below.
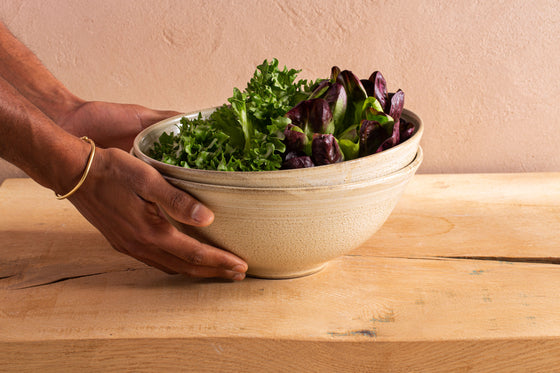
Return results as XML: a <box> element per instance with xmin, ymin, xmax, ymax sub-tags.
<box><xmin>68</xmin><ymin>145</ymin><xmax>248</xmax><ymax>280</ymax></box>
<box><xmin>0</xmin><ymin>20</ymin><xmax>246</xmax><ymax>279</ymax></box>
<box><xmin>58</xmin><ymin>100</ymin><xmax>180</xmax><ymax>150</ymax></box>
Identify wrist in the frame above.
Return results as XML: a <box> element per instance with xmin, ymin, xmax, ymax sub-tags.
<box><xmin>49</xmin><ymin>133</ymin><xmax>96</xmax><ymax>197</ymax></box>
<box><xmin>55</xmin><ymin>136</ymin><xmax>96</xmax><ymax>199</ymax></box>
<box><xmin>0</xmin><ymin>67</ymin><xmax>93</xmax><ymax>197</ymax></box>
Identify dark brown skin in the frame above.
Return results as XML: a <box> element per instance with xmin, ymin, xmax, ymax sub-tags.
<box><xmin>0</xmin><ymin>21</ymin><xmax>247</xmax><ymax>280</ymax></box>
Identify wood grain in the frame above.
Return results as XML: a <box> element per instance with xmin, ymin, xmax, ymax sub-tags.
<box><xmin>1</xmin><ymin>174</ymin><xmax>559</xmax><ymax>372</ymax></box>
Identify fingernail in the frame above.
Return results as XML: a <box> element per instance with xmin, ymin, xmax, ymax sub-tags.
<box><xmin>232</xmin><ymin>264</ymin><xmax>247</xmax><ymax>273</ymax></box>
<box><xmin>232</xmin><ymin>272</ymin><xmax>246</xmax><ymax>281</ymax></box>
<box><xmin>191</xmin><ymin>203</ymin><xmax>213</xmax><ymax>225</ymax></box>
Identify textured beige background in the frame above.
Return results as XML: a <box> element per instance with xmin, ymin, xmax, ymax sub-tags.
<box><xmin>1</xmin><ymin>0</ymin><xmax>559</xmax><ymax>182</ymax></box>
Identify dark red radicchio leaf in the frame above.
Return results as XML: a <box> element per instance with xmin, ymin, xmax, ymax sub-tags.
<box><xmin>359</xmin><ymin>120</ymin><xmax>390</xmax><ymax>157</ymax></box>
<box><xmin>312</xmin><ymin>133</ymin><xmax>343</xmax><ymax>165</ymax></box>
<box><xmin>368</xmin><ymin>71</ymin><xmax>388</xmax><ymax>112</ymax></box>
<box><xmin>309</xmin><ymin>80</ymin><xmax>330</xmax><ymax>99</ymax></box>
<box><xmin>283</xmin><ymin>123</ymin><xmax>307</xmax><ymax>153</ymax></box>
<box><xmin>282</xmin><ymin>152</ymin><xmax>315</xmax><ymax>169</ymax></box>
<box><xmin>399</xmin><ymin>118</ymin><xmax>415</xmax><ymax>142</ymax></box>
<box><xmin>361</xmin><ymin>79</ymin><xmax>375</xmax><ymax>97</ymax></box>
<box><xmin>322</xmin><ymin>82</ymin><xmax>347</xmax><ymax>130</ymax></box>
<box><xmin>336</xmin><ymin>70</ymin><xmax>368</xmax><ymax>103</ymax></box>
<box><xmin>285</xmin><ymin>100</ymin><xmax>306</xmax><ymax>127</ymax></box>
<box><xmin>388</xmin><ymin>89</ymin><xmax>405</xmax><ymax>123</ymax></box>
<box><xmin>330</xmin><ymin>66</ymin><xmax>341</xmax><ymax>82</ymax></box>
<box><xmin>307</xmin><ymin>99</ymin><xmax>333</xmax><ymax>134</ymax></box>
<box><xmin>285</xmin><ymin>98</ymin><xmax>334</xmax><ymax>135</ymax></box>
<box><xmin>377</xmin><ymin>89</ymin><xmax>405</xmax><ymax>152</ymax></box>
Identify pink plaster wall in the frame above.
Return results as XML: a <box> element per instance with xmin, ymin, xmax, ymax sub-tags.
<box><xmin>1</xmin><ymin>0</ymin><xmax>559</xmax><ymax>177</ymax></box>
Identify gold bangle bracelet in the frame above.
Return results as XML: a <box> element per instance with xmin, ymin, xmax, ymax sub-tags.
<box><xmin>55</xmin><ymin>136</ymin><xmax>96</xmax><ymax>200</ymax></box>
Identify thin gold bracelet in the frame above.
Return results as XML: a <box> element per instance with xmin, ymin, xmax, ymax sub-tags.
<box><xmin>55</xmin><ymin>136</ymin><xmax>96</xmax><ymax>200</ymax></box>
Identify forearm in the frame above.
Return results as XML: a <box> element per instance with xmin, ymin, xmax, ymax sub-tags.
<box><xmin>0</xmin><ymin>74</ymin><xmax>90</xmax><ymax>194</ymax></box>
<box><xmin>0</xmin><ymin>21</ymin><xmax>83</xmax><ymax>124</ymax></box>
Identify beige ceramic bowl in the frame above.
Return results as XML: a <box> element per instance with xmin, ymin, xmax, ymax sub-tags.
<box><xmin>133</xmin><ymin>107</ymin><xmax>424</xmax><ymax>278</ymax></box>
<box><xmin>133</xmin><ymin>107</ymin><xmax>423</xmax><ymax>188</ymax></box>
<box><xmin>159</xmin><ymin>147</ymin><xmax>423</xmax><ymax>279</ymax></box>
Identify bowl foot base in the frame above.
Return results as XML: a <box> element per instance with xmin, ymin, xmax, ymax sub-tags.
<box><xmin>247</xmin><ymin>263</ymin><xmax>327</xmax><ymax>280</ymax></box>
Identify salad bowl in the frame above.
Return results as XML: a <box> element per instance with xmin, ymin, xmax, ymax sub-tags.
<box><xmin>134</xmin><ymin>116</ymin><xmax>423</xmax><ymax>278</ymax></box>
<box><xmin>133</xmin><ymin>59</ymin><xmax>424</xmax><ymax>278</ymax></box>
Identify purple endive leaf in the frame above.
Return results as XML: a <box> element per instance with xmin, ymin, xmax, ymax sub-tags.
<box><xmin>388</xmin><ymin>89</ymin><xmax>405</xmax><ymax>123</ymax></box>
<box><xmin>282</xmin><ymin>154</ymin><xmax>315</xmax><ymax>169</ymax></box>
<box><xmin>285</xmin><ymin>100</ymin><xmax>306</xmax><ymax>127</ymax></box>
<box><xmin>322</xmin><ymin>82</ymin><xmax>347</xmax><ymax>131</ymax></box>
<box><xmin>312</xmin><ymin>134</ymin><xmax>344</xmax><ymax>165</ymax></box>
<box><xmin>379</xmin><ymin>89</ymin><xmax>406</xmax><ymax>151</ymax></box>
<box><xmin>359</xmin><ymin>120</ymin><xmax>390</xmax><ymax>157</ymax></box>
<box><xmin>331</xmin><ymin>66</ymin><xmax>341</xmax><ymax>82</ymax></box>
<box><xmin>376</xmin><ymin>137</ymin><xmax>395</xmax><ymax>153</ymax></box>
<box><xmin>286</xmin><ymin>99</ymin><xmax>334</xmax><ymax>136</ymax></box>
<box><xmin>368</xmin><ymin>71</ymin><xmax>388</xmax><ymax>112</ymax></box>
<box><xmin>361</xmin><ymin>79</ymin><xmax>375</xmax><ymax>97</ymax></box>
<box><xmin>399</xmin><ymin>118</ymin><xmax>415</xmax><ymax>142</ymax></box>
<box><xmin>283</xmin><ymin>124</ymin><xmax>307</xmax><ymax>153</ymax></box>
<box><xmin>309</xmin><ymin>80</ymin><xmax>330</xmax><ymax>99</ymax></box>
<box><xmin>307</xmin><ymin>99</ymin><xmax>334</xmax><ymax>134</ymax></box>
<box><xmin>337</xmin><ymin>70</ymin><xmax>368</xmax><ymax>103</ymax></box>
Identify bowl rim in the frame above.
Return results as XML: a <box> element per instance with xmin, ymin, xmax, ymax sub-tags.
<box><xmin>165</xmin><ymin>146</ymin><xmax>423</xmax><ymax>193</ymax></box>
<box><xmin>133</xmin><ymin>107</ymin><xmax>423</xmax><ymax>176</ymax></box>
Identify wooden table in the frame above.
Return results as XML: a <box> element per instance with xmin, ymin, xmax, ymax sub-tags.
<box><xmin>1</xmin><ymin>174</ymin><xmax>559</xmax><ymax>372</ymax></box>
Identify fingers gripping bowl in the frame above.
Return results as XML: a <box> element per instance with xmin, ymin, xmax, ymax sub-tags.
<box><xmin>133</xmin><ymin>108</ymin><xmax>423</xmax><ymax>278</ymax></box>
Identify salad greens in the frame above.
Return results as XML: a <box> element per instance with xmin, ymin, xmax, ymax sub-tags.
<box><xmin>149</xmin><ymin>59</ymin><xmax>414</xmax><ymax>171</ymax></box>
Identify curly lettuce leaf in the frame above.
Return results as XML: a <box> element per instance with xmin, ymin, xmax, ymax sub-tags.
<box><xmin>150</xmin><ymin>59</ymin><xmax>307</xmax><ymax>171</ymax></box>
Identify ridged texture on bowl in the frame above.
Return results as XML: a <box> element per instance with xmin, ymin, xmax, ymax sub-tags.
<box><xmin>133</xmin><ymin>108</ymin><xmax>423</xmax><ymax>188</ymax></box>
<box><xmin>164</xmin><ymin>147</ymin><xmax>423</xmax><ymax>278</ymax></box>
